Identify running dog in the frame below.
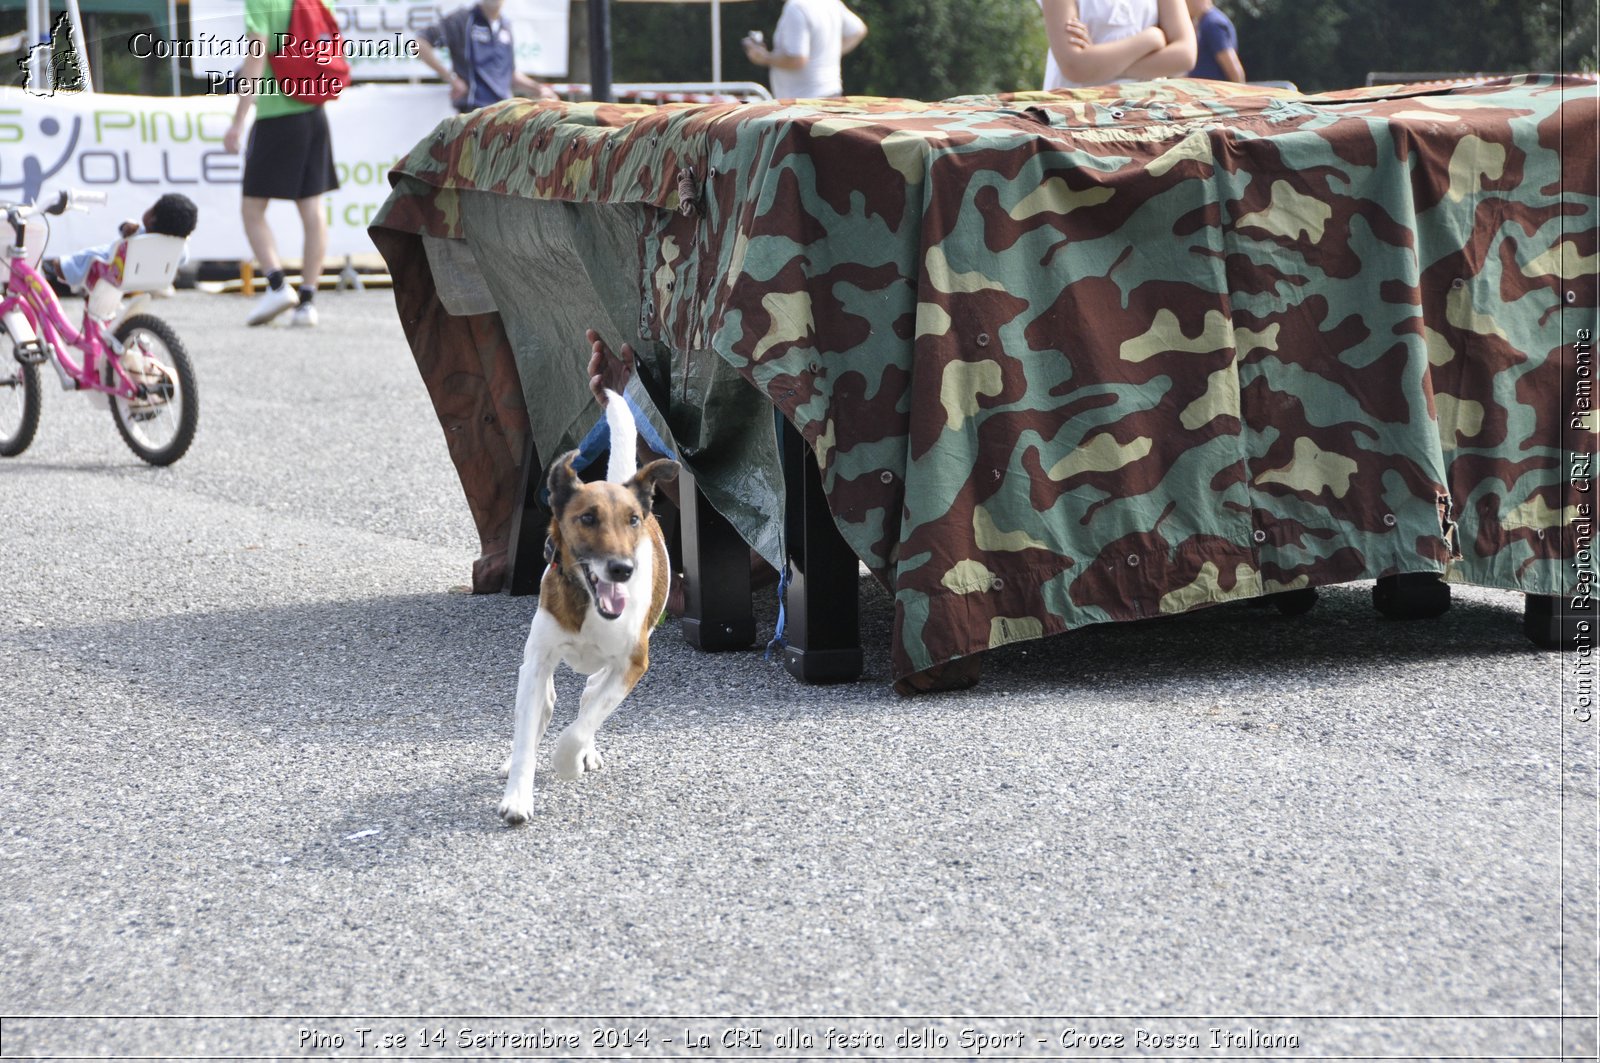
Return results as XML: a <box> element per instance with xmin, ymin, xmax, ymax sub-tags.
<box><xmin>498</xmin><ymin>389</ymin><xmax>679</xmax><ymax>824</ymax></box>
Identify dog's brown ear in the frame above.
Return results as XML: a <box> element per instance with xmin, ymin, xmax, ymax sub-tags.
<box><xmin>547</xmin><ymin>449</ymin><xmax>582</xmax><ymax>514</ymax></box>
<box><xmin>629</xmin><ymin>458</ymin><xmax>680</xmax><ymax>514</ymax></box>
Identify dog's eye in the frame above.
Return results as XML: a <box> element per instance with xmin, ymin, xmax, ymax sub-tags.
<box><xmin>579</xmin><ymin>513</ymin><xmax>597</xmax><ymax>527</ymax></box>
<box><xmin>630</xmin><ymin>514</ymin><xmax>641</xmax><ymax>526</ymax></box>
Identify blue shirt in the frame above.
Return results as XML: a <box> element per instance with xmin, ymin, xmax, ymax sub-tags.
<box><xmin>465</xmin><ymin>8</ymin><xmax>515</xmax><ymax>110</ymax></box>
<box><xmin>422</xmin><ymin>4</ymin><xmax>518</xmax><ymax>112</ymax></box>
<box><xmin>1189</xmin><ymin>6</ymin><xmax>1238</xmax><ymax>80</ymax></box>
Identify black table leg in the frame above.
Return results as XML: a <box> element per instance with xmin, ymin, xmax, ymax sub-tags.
<box><xmin>778</xmin><ymin>414</ymin><xmax>863</xmax><ymax>683</ymax></box>
<box><xmin>678</xmin><ymin>463</ymin><xmax>757</xmax><ymax>651</ymax></box>
<box><xmin>506</xmin><ymin>432</ymin><xmax>549</xmax><ymax>597</ymax></box>
<box><xmin>1525</xmin><ymin>593</ymin><xmax>1597</xmax><ymax>650</ymax></box>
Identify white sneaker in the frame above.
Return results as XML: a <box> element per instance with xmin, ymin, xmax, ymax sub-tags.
<box><xmin>247</xmin><ymin>283</ymin><xmax>298</xmax><ymax>326</ymax></box>
<box><xmin>290</xmin><ymin>302</ymin><xmax>319</xmax><ymax>327</ymax></box>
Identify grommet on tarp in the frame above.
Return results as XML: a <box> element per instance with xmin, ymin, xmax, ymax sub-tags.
<box><xmin>880</xmin><ymin>470</ymin><xmax>894</xmax><ymax>484</ymax></box>
<box><xmin>976</xmin><ymin>333</ymin><xmax>990</xmax><ymax>347</ymax></box>
<box><xmin>1383</xmin><ymin>513</ymin><xmax>1397</xmax><ymax>526</ymax></box>
<box><xmin>1126</xmin><ymin>554</ymin><xmax>1140</xmax><ymax>567</ymax></box>
<box><xmin>1451</xmin><ymin>278</ymin><xmax>1466</xmax><ymax>289</ymax></box>
<box><xmin>1252</xmin><ymin>529</ymin><xmax>1267</xmax><ymax>543</ymax></box>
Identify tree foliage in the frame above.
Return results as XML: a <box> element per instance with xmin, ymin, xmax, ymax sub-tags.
<box><xmin>842</xmin><ymin>0</ymin><xmax>1044</xmax><ymax>99</ymax></box>
<box><xmin>602</xmin><ymin>0</ymin><xmax>1595</xmax><ymax>99</ymax></box>
<box><xmin>1230</xmin><ymin>0</ymin><xmax>1599</xmax><ymax>91</ymax></box>
<box><xmin>604</xmin><ymin>0</ymin><xmax>1045</xmax><ymax>100</ymax></box>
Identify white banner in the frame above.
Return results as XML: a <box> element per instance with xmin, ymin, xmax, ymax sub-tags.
<box><xmin>0</xmin><ymin>86</ymin><xmax>457</xmax><ymax>260</ymax></box>
<box><xmin>183</xmin><ymin>0</ymin><xmax>570</xmax><ymax>81</ymax></box>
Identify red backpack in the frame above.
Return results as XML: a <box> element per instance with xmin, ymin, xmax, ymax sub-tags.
<box><xmin>269</xmin><ymin>0</ymin><xmax>350</xmax><ymax>104</ymax></box>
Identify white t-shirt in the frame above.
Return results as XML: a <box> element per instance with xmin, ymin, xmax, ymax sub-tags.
<box><xmin>770</xmin><ymin>0</ymin><xmax>867</xmax><ymax>99</ymax></box>
<box><xmin>1039</xmin><ymin>0</ymin><xmax>1160</xmax><ymax>89</ymax></box>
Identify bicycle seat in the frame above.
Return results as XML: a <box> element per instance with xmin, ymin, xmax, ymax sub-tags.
<box><xmin>84</xmin><ymin>234</ymin><xmax>187</xmax><ymax>318</ymax></box>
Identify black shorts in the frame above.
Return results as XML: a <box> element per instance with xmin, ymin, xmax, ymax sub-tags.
<box><xmin>242</xmin><ymin>107</ymin><xmax>340</xmax><ymax>200</ymax></box>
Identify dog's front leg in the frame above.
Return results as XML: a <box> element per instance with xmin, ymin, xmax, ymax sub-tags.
<box><xmin>551</xmin><ymin>665</ymin><xmax>637</xmax><ymax>779</ymax></box>
<box><xmin>499</xmin><ymin>636</ymin><xmax>558</xmax><ymax>825</ymax></box>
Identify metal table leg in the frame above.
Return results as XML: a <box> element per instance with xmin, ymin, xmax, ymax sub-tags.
<box><xmin>677</xmin><ymin>463</ymin><xmax>757</xmax><ymax>651</ymax></box>
<box><xmin>778</xmin><ymin>414</ymin><xmax>863</xmax><ymax>683</ymax></box>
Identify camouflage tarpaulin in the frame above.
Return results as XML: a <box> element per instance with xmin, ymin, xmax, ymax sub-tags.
<box><xmin>372</xmin><ymin>76</ymin><xmax>1599</xmax><ymax>681</ymax></box>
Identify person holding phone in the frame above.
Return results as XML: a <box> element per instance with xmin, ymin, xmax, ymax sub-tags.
<box><xmin>741</xmin><ymin>0</ymin><xmax>868</xmax><ymax>99</ymax></box>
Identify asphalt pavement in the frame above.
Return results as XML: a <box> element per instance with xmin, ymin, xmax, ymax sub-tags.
<box><xmin>1</xmin><ymin>289</ymin><xmax>1594</xmax><ymax>1060</ymax></box>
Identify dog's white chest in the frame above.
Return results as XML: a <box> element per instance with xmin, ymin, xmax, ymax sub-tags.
<box><xmin>559</xmin><ymin>543</ymin><xmax>654</xmax><ymax>675</ymax></box>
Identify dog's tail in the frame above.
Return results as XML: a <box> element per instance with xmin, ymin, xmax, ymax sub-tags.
<box><xmin>603</xmin><ymin>388</ymin><xmax>636</xmax><ymax>483</ymax></box>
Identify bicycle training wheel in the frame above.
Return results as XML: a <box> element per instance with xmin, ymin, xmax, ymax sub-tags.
<box><xmin>0</xmin><ymin>323</ymin><xmax>42</xmax><ymax>457</ymax></box>
<box><xmin>110</xmin><ymin>314</ymin><xmax>198</xmax><ymax>466</ymax></box>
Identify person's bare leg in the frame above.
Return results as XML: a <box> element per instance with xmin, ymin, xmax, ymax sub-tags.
<box><xmin>295</xmin><ymin>195</ymin><xmax>326</xmax><ymax>291</ymax></box>
<box><xmin>241</xmin><ymin>196</ymin><xmax>280</xmax><ymax>274</ymax></box>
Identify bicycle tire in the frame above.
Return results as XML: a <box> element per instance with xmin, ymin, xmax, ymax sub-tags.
<box><xmin>0</xmin><ymin>324</ymin><xmax>42</xmax><ymax>458</ymax></box>
<box><xmin>110</xmin><ymin>314</ymin><xmax>199</xmax><ymax>466</ymax></box>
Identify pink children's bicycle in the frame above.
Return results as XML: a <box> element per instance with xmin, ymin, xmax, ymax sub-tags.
<box><xmin>1</xmin><ymin>190</ymin><xmax>198</xmax><ymax>466</ymax></box>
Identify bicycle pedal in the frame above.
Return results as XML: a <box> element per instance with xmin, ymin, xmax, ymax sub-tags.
<box><xmin>14</xmin><ymin>343</ymin><xmax>47</xmax><ymax>366</ymax></box>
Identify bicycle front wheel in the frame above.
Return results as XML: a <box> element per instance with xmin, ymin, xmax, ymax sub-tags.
<box><xmin>0</xmin><ymin>323</ymin><xmax>42</xmax><ymax>457</ymax></box>
<box><xmin>110</xmin><ymin>314</ymin><xmax>198</xmax><ymax>466</ymax></box>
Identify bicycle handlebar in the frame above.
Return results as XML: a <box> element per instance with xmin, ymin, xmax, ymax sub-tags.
<box><xmin>4</xmin><ymin>189</ymin><xmax>108</xmax><ymax>224</ymax></box>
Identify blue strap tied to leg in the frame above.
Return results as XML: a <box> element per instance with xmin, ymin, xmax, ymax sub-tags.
<box><xmin>763</xmin><ymin>562</ymin><xmax>790</xmax><ymax>662</ymax></box>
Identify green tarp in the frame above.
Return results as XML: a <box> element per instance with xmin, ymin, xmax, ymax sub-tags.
<box><xmin>372</xmin><ymin>75</ymin><xmax>1598</xmax><ymax>681</ymax></box>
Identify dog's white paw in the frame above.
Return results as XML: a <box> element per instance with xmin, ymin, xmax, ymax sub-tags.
<box><xmin>498</xmin><ymin>789</ymin><xmax>534</xmax><ymax>825</ymax></box>
<box><xmin>552</xmin><ymin>734</ymin><xmax>603</xmax><ymax>780</ymax></box>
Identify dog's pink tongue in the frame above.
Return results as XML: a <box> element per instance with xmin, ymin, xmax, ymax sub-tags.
<box><xmin>596</xmin><ymin>580</ymin><xmax>628</xmax><ymax>616</ymax></box>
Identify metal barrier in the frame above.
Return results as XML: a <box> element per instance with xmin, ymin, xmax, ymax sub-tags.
<box><xmin>1364</xmin><ymin>71</ymin><xmax>1513</xmax><ymax>86</ymax></box>
<box><xmin>548</xmin><ymin>80</ymin><xmax>774</xmax><ymax>104</ymax></box>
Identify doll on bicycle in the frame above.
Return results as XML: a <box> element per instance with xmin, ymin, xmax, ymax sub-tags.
<box><xmin>42</xmin><ymin>192</ymin><xmax>198</xmax><ymax>293</ymax></box>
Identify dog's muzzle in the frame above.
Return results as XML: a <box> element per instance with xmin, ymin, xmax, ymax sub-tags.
<box><xmin>581</xmin><ymin>560</ymin><xmax>634</xmax><ymax>620</ymax></box>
